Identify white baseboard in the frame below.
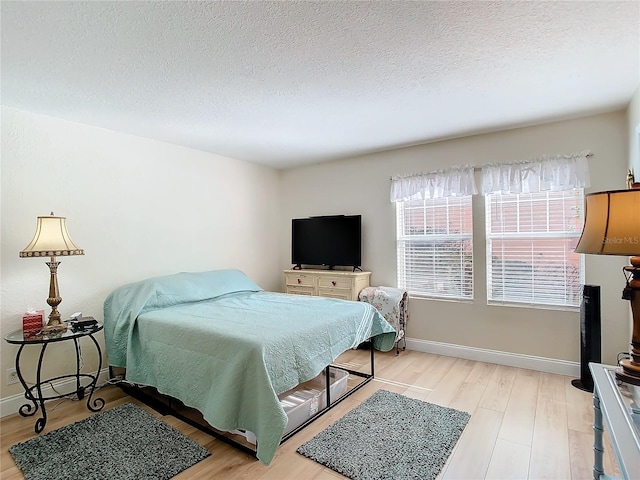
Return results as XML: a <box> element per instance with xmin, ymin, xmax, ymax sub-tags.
<box><xmin>0</xmin><ymin>368</ymin><xmax>111</xmax><ymax>419</ymax></box>
<box><xmin>405</xmin><ymin>338</ymin><xmax>580</xmax><ymax>377</ymax></box>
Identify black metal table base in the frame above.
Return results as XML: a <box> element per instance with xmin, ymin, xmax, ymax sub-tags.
<box><xmin>15</xmin><ymin>334</ymin><xmax>105</xmax><ymax>433</ymax></box>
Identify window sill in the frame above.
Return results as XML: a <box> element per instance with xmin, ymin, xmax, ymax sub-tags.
<box><xmin>486</xmin><ymin>301</ymin><xmax>579</xmax><ymax>313</ymax></box>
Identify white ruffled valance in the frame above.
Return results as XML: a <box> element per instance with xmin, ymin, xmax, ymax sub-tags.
<box><xmin>481</xmin><ymin>151</ymin><xmax>591</xmax><ymax>194</ymax></box>
<box><xmin>390</xmin><ymin>165</ymin><xmax>477</xmax><ymax>202</ymax></box>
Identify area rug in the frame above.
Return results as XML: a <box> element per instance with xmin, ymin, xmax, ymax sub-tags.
<box><xmin>9</xmin><ymin>402</ymin><xmax>210</xmax><ymax>480</ymax></box>
<box><xmin>297</xmin><ymin>389</ymin><xmax>470</xmax><ymax>480</ymax></box>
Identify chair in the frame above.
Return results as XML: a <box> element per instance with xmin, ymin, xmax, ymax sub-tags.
<box><xmin>359</xmin><ymin>286</ymin><xmax>408</xmax><ymax>355</ymax></box>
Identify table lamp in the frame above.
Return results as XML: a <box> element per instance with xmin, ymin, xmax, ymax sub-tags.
<box><xmin>19</xmin><ymin>213</ymin><xmax>84</xmax><ymax>333</ymax></box>
<box><xmin>575</xmin><ymin>188</ymin><xmax>640</xmax><ymax>385</ymax></box>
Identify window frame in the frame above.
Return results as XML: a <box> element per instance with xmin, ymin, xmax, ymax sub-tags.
<box><xmin>484</xmin><ymin>188</ymin><xmax>585</xmax><ymax>309</ymax></box>
<box><xmin>396</xmin><ymin>195</ymin><xmax>474</xmax><ymax>301</ymax></box>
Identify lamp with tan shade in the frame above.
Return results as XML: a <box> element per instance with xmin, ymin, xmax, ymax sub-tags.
<box><xmin>19</xmin><ymin>213</ymin><xmax>84</xmax><ymax>333</ymax></box>
<box><xmin>575</xmin><ymin>188</ymin><xmax>640</xmax><ymax>385</ymax></box>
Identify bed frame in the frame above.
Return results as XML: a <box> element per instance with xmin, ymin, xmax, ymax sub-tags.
<box><xmin>111</xmin><ymin>342</ymin><xmax>375</xmax><ymax>458</ymax></box>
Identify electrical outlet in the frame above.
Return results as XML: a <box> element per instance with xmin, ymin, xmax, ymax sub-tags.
<box><xmin>7</xmin><ymin>368</ymin><xmax>19</xmax><ymax>385</ymax></box>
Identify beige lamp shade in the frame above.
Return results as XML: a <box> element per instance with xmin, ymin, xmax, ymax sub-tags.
<box><xmin>20</xmin><ymin>214</ymin><xmax>84</xmax><ymax>258</ymax></box>
<box><xmin>574</xmin><ymin>189</ymin><xmax>640</xmax><ymax>256</ymax></box>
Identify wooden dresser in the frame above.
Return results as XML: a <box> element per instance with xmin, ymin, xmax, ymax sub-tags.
<box><xmin>283</xmin><ymin>269</ymin><xmax>371</xmax><ymax>301</ymax></box>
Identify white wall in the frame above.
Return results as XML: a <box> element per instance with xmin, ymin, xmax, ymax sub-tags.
<box><xmin>629</xmin><ymin>86</ymin><xmax>640</xmax><ymax>176</ymax></box>
<box><xmin>1</xmin><ymin>107</ymin><xmax>632</xmax><ymax>408</ymax></box>
<box><xmin>0</xmin><ymin>107</ymin><xmax>281</xmax><ymax>402</ymax></box>
<box><xmin>280</xmin><ymin>111</ymin><xmax>630</xmax><ymax>366</ymax></box>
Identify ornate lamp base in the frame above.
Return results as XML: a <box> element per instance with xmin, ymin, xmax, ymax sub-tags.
<box><xmin>615</xmin><ymin>366</ymin><xmax>640</xmax><ymax>386</ymax></box>
<box><xmin>617</xmin><ymin>260</ymin><xmax>640</xmax><ymax>386</ymax></box>
<box><xmin>43</xmin><ymin>258</ymin><xmax>67</xmax><ymax>333</ymax></box>
<box><xmin>42</xmin><ymin>323</ymin><xmax>67</xmax><ymax>334</ymax></box>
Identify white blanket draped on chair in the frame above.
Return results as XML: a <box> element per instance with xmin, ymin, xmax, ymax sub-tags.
<box><xmin>359</xmin><ymin>286</ymin><xmax>408</xmax><ymax>353</ymax></box>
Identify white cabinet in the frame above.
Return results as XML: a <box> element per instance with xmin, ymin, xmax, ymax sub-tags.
<box><xmin>589</xmin><ymin>363</ymin><xmax>640</xmax><ymax>480</ymax></box>
<box><xmin>283</xmin><ymin>269</ymin><xmax>371</xmax><ymax>301</ymax></box>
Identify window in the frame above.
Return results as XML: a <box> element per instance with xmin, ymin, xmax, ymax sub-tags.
<box><xmin>396</xmin><ymin>195</ymin><xmax>473</xmax><ymax>299</ymax></box>
<box><xmin>485</xmin><ymin>189</ymin><xmax>584</xmax><ymax>308</ymax></box>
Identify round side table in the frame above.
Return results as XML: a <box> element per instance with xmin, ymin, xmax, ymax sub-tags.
<box><xmin>4</xmin><ymin>323</ymin><xmax>105</xmax><ymax>433</ymax></box>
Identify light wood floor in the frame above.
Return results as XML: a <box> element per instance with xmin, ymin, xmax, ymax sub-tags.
<box><xmin>1</xmin><ymin>349</ymin><xmax>620</xmax><ymax>480</ymax></box>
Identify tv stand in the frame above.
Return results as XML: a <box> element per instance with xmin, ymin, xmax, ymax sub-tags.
<box><xmin>283</xmin><ymin>269</ymin><xmax>371</xmax><ymax>301</ymax></box>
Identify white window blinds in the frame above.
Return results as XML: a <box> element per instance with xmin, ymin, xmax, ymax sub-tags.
<box><xmin>391</xmin><ymin>152</ymin><xmax>589</xmax><ymax>308</ymax></box>
<box><xmin>485</xmin><ymin>189</ymin><xmax>584</xmax><ymax>307</ymax></box>
<box><xmin>397</xmin><ymin>195</ymin><xmax>473</xmax><ymax>300</ymax></box>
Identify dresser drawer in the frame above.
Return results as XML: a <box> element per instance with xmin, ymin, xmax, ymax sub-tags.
<box><xmin>318</xmin><ymin>276</ymin><xmax>354</xmax><ymax>289</ymax></box>
<box><xmin>285</xmin><ymin>273</ymin><xmax>316</xmax><ymax>288</ymax></box>
<box><xmin>287</xmin><ymin>286</ymin><xmax>315</xmax><ymax>296</ymax></box>
<box><xmin>318</xmin><ymin>288</ymin><xmax>352</xmax><ymax>301</ymax></box>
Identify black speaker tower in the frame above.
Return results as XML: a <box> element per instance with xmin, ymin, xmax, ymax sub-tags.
<box><xmin>571</xmin><ymin>284</ymin><xmax>601</xmax><ymax>392</ymax></box>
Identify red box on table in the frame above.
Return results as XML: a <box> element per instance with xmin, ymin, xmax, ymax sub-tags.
<box><xmin>22</xmin><ymin>310</ymin><xmax>44</xmax><ymax>336</ymax></box>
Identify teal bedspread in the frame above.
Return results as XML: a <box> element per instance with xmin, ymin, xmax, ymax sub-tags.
<box><xmin>103</xmin><ymin>270</ymin><xmax>396</xmax><ymax>465</ymax></box>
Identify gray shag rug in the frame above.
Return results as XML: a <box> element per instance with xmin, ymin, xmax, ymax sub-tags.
<box><xmin>9</xmin><ymin>402</ymin><xmax>210</xmax><ymax>480</ymax></box>
<box><xmin>297</xmin><ymin>390</ymin><xmax>470</xmax><ymax>480</ymax></box>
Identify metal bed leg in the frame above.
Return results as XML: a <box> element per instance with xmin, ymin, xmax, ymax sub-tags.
<box><xmin>325</xmin><ymin>365</ymin><xmax>331</xmax><ymax>409</ymax></box>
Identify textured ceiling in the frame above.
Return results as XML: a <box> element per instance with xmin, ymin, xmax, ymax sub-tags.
<box><xmin>2</xmin><ymin>1</ymin><xmax>639</xmax><ymax>169</ymax></box>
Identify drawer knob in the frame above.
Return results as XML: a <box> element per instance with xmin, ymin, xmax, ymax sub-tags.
<box><xmin>297</xmin><ymin>278</ymin><xmax>301</xmax><ymax>284</ymax></box>
<box><xmin>332</xmin><ymin>281</ymin><xmax>336</xmax><ymax>286</ymax></box>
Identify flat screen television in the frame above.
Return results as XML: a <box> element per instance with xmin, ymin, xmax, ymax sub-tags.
<box><xmin>291</xmin><ymin>215</ymin><xmax>362</xmax><ymax>270</ymax></box>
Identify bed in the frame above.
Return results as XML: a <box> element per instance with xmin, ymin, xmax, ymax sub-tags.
<box><xmin>103</xmin><ymin>269</ymin><xmax>396</xmax><ymax>465</ymax></box>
